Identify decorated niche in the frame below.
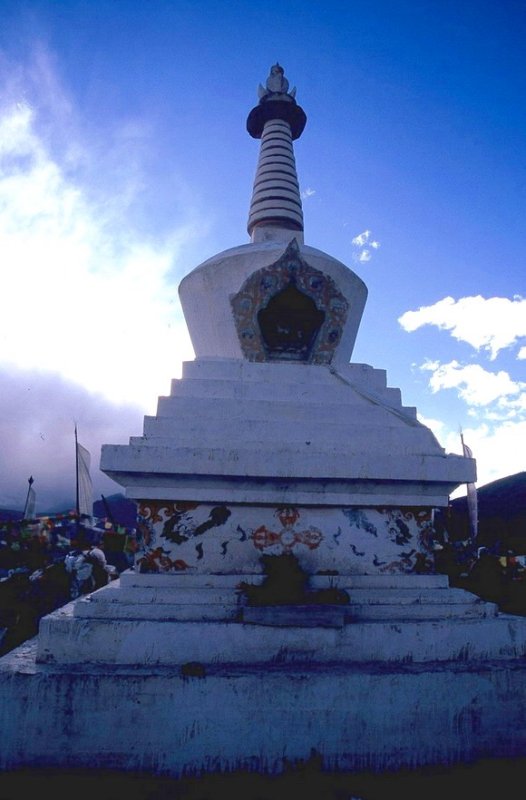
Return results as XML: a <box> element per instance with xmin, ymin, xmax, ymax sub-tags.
<box><xmin>231</xmin><ymin>239</ymin><xmax>349</xmax><ymax>364</ymax></box>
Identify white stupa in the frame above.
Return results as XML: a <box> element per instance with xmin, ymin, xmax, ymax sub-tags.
<box><xmin>98</xmin><ymin>61</ymin><xmax>473</xmax><ymax>579</ymax></box>
<box><xmin>2</xmin><ymin>65</ymin><xmax>526</xmax><ymax>776</ymax></box>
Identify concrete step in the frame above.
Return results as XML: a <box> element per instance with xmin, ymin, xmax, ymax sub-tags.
<box><xmin>75</xmin><ymin>575</ymin><xmax>496</xmax><ymax>624</ymax></box>
<box><xmin>155</xmin><ymin>395</ymin><xmax>416</xmax><ymax>426</ymax></box>
<box><xmin>343</xmin><ymin>588</ymin><xmax>483</xmax><ymax>605</ymax></box>
<box><xmin>104</xmin><ymin>444</ymin><xmax>457</xmax><ymax>482</ymax></box>
<box><xmin>242</xmin><ymin>601</ymin><xmax>497</xmax><ymax>625</ymax></box>
<box><xmin>167</xmin><ymin>376</ymin><xmax>403</xmax><ymax>409</ymax></box>
<box><xmin>101</xmin><ymin>584</ymin><xmax>468</xmax><ymax>607</ymax></box>
<box><xmin>109</xmin><ymin>581</ymin><xmax>473</xmax><ymax>607</ymax></box>
<box><xmin>87</xmin><ymin>585</ymin><xmax>247</xmax><ymax>606</ymax></box>
<box><xmin>310</xmin><ymin>574</ymin><xmax>450</xmax><ymax>589</ymax></box>
<box><xmin>36</xmin><ymin>608</ymin><xmax>526</xmax><ymax>666</ymax></box>
<box><xmin>75</xmin><ymin>595</ymin><xmax>495</xmax><ymax>624</ymax></box>
<box><xmin>137</xmin><ymin>418</ymin><xmax>438</xmax><ymax>451</ymax></box>
<box><xmin>242</xmin><ymin>605</ymin><xmax>346</xmax><ymax>628</ymax></box>
<box><xmin>345</xmin><ymin>602</ymin><xmax>498</xmax><ymax>621</ymax></box>
<box><xmin>118</xmin><ymin>572</ymin><xmax>450</xmax><ymax>590</ymax></box>
<box><xmin>119</xmin><ymin>571</ymin><xmax>264</xmax><ymax>589</ymax></box>
<box><xmin>74</xmin><ymin>599</ymin><xmax>242</xmax><ymax>622</ymax></box>
<box><xmin>74</xmin><ymin>601</ymin><xmax>496</xmax><ymax>623</ymax></box>
<box><xmin>180</xmin><ymin>359</ymin><xmax>390</xmax><ymax>395</ymax></box>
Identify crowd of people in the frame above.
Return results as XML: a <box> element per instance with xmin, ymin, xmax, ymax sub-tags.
<box><xmin>0</xmin><ymin>514</ymin><xmax>137</xmax><ymax>655</ymax></box>
<box><xmin>434</xmin><ymin>537</ymin><xmax>526</xmax><ymax>613</ymax></box>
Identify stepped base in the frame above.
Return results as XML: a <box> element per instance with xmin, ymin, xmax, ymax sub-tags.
<box><xmin>33</xmin><ymin>572</ymin><xmax>526</xmax><ymax>666</ymax></box>
<box><xmin>3</xmin><ymin>572</ymin><xmax>526</xmax><ymax>774</ymax></box>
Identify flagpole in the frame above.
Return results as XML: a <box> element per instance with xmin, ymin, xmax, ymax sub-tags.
<box><xmin>22</xmin><ymin>475</ymin><xmax>34</xmax><ymax>521</ymax></box>
<box><xmin>75</xmin><ymin>423</ymin><xmax>80</xmax><ymax>537</ymax></box>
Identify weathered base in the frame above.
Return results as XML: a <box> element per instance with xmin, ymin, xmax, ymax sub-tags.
<box><xmin>2</xmin><ymin>638</ymin><xmax>526</xmax><ymax>775</ymax></box>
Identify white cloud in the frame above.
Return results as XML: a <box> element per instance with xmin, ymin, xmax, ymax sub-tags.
<box><xmin>414</xmin><ymin>410</ymin><xmax>526</xmax><ymax>498</ymax></box>
<box><xmin>401</xmin><ymin>291</ymin><xmax>525</xmax><ymax>495</ymax></box>
<box><xmin>0</xmin><ymin>58</ymin><xmax>198</xmax><ymax>412</ymax></box>
<box><xmin>351</xmin><ymin>229</ymin><xmax>380</xmax><ymax>263</ymax></box>
<box><xmin>417</xmin><ymin>407</ymin><xmax>526</xmax><ymax>497</ymax></box>
<box><xmin>441</xmin><ymin>422</ymin><xmax>526</xmax><ymax>494</ymax></box>
<box><xmin>415</xmin><ymin>358</ymin><xmax>526</xmax><ymax>496</ymax></box>
<box><xmin>358</xmin><ymin>250</ymin><xmax>372</xmax><ymax>262</ymax></box>
<box><xmin>0</xmin><ymin>46</ymin><xmax>205</xmax><ymax>509</ymax></box>
<box><xmin>352</xmin><ymin>230</ymin><xmax>370</xmax><ymax>248</ymax></box>
<box><xmin>399</xmin><ymin>295</ymin><xmax>526</xmax><ymax>359</ymax></box>
<box><xmin>421</xmin><ymin>360</ymin><xmax>525</xmax><ymax>408</ymax></box>
<box><xmin>416</xmin><ymin>413</ymin><xmax>446</xmax><ymax>438</ymax></box>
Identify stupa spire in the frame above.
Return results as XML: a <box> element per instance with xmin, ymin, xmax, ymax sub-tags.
<box><xmin>246</xmin><ymin>64</ymin><xmax>307</xmax><ymax>243</ymax></box>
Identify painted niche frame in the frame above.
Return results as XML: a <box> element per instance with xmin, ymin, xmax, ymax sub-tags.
<box><xmin>230</xmin><ymin>239</ymin><xmax>349</xmax><ymax>364</ymax></box>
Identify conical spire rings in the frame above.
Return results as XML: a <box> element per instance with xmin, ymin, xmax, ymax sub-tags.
<box><xmin>246</xmin><ymin>66</ymin><xmax>307</xmax><ymax>242</ymax></box>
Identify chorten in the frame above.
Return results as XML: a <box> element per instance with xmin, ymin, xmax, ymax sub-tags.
<box><xmin>3</xmin><ymin>65</ymin><xmax>526</xmax><ymax>777</ymax></box>
<box><xmin>97</xmin><ymin>63</ymin><xmax>473</xmax><ymax>586</ymax></box>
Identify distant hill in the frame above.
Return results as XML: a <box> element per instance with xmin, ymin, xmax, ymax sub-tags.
<box><xmin>445</xmin><ymin>471</ymin><xmax>526</xmax><ymax>548</ymax></box>
<box><xmin>450</xmin><ymin>471</ymin><xmax>526</xmax><ymax>518</ymax></box>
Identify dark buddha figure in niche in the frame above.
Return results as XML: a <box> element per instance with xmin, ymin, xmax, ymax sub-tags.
<box><xmin>257</xmin><ymin>279</ymin><xmax>325</xmax><ymax>361</ymax></box>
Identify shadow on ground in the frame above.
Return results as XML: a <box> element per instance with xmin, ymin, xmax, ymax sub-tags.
<box><xmin>2</xmin><ymin>757</ymin><xmax>526</xmax><ymax>800</ymax></box>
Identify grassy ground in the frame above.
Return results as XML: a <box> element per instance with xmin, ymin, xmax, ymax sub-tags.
<box><xmin>2</xmin><ymin>758</ymin><xmax>526</xmax><ymax>800</ymax></box>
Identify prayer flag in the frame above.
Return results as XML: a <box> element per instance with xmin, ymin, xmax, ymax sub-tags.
<box><xmin>461</xmin><ymin>433</ymin><xmax>478</xmax><ymax>539</ymax></box>
<box><xmin>23</xmin><ymin>476</ymin><xmax>36</xmax><ymax>520</ymax></box>
<box><xmin>76</xmin><ymin>440</ymin><xmax>93</xmax><ymax>522</ymax></box>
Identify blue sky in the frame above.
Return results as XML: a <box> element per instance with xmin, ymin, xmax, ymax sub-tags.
<box><xmin>0</xmin><ymin>0</ymin><xmax>524</xmax><ymax>511</ymax></box>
